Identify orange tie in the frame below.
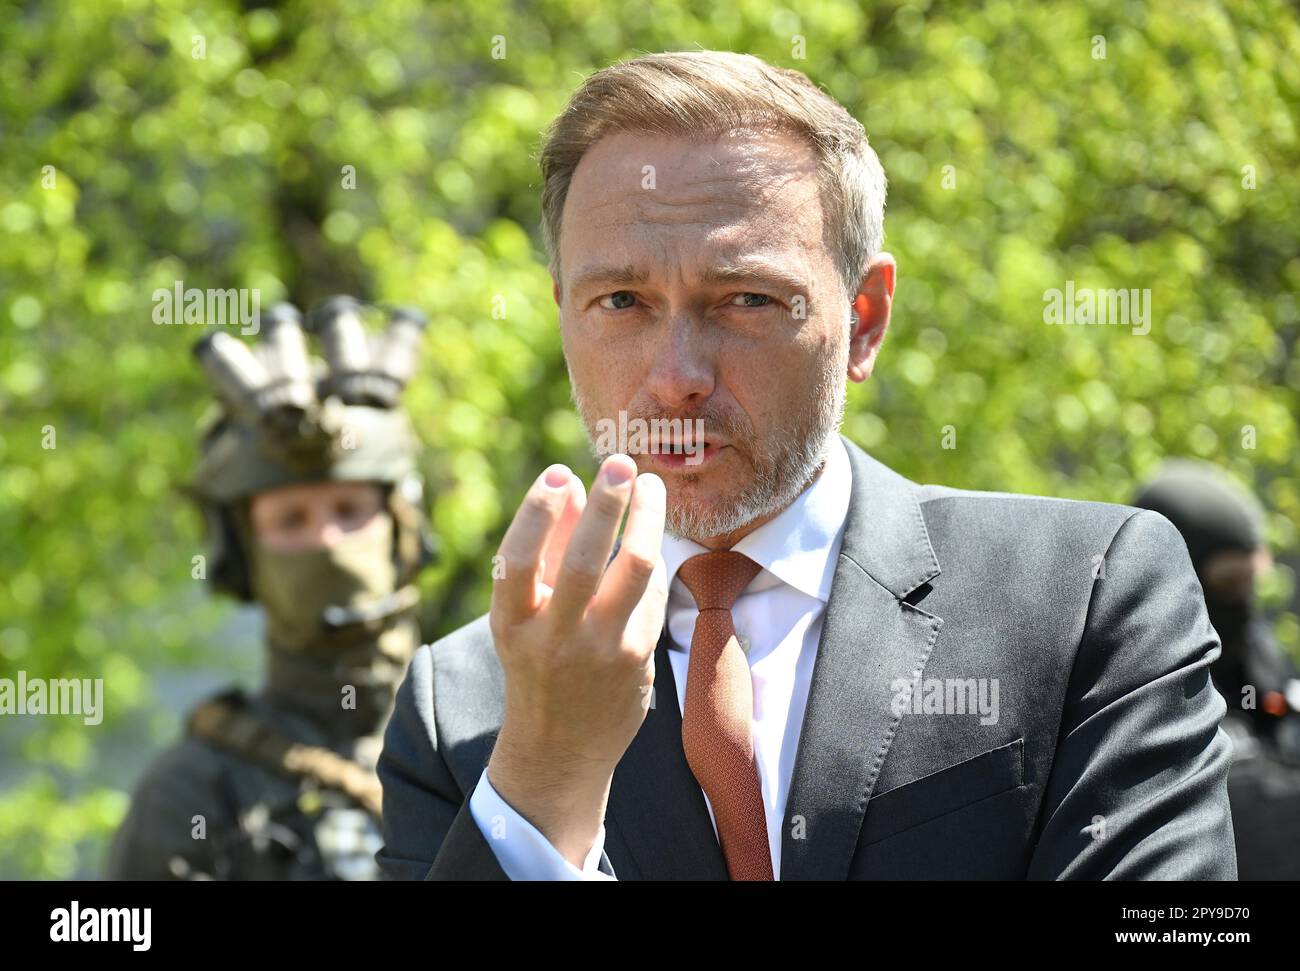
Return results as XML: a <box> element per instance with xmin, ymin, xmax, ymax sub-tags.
<box><xmin>676</xmin><ymin>551</ymin><xmax>773</xmax><ymax>881</ymax></box>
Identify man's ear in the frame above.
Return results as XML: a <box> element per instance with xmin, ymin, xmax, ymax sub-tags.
<box><xmin>552</xmin><ymin>278</ymin><xmax>562</xmax><ymax>306</ymax></box>
<box><xmin>847</xmin><ymin>252</ymin><xmax>896</xmax><ymax>384</ymax></box>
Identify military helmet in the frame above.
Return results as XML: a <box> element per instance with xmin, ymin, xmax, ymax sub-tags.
<box><xmin>1131</xmin><ymin>459</ymin><xmax>1266</xmax><ymax>571</ymax></box>
<box><xmin>191</xmin><ymin>296</ymin><xmax>435</xmax><ymax>599</ymax></box>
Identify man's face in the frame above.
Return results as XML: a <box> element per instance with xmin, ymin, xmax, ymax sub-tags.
<box><xmin>249</xmin><ymin>480</ymin><xmax>386</xmax><ymax>553</ymax></box>
<box><xmin>1201</xmin><ymin>546</ymin><xmax>1272</xmax><ymax>604</ymax></box>
<box><xmin>556</xmin><ymin>128</ymin><xmax>891</xmax><ymax>545</ymax></box>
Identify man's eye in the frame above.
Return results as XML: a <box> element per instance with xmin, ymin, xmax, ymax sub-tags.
<box><xmin>336</xmin><ymin>502</ymin><xmax>359</xmax><ymax>522</ymax></box>
<box><xmin>730</xmin><ymin>292</ymin><xmax>772</xmax><ymax>308</ymax></box>
<box><xmin>279</xmin><ymin>511</ymin><xmax>308</xmax><ymax>531</ymax></box>
<box><xmin>599</xmin><ymin>291</ymin><xmax>638</xmax><ymax>311</ymax></box>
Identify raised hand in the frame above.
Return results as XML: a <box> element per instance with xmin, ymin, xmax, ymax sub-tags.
<box><xmin>486</xmin><ymin>454</ymin><xmax>668</xmax><ymax>866</ymax></box>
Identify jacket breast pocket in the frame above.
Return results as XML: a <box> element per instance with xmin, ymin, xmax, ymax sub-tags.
<box><xmin>859</xmin><ymin>737</ymin><xmax>1025</xmax><ymax>846</ymax></box>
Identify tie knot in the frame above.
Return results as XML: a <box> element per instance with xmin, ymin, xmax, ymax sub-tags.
<box><xmin>676</xmin><ymin>551</ymin><xmax>761</xmax><ymax>611</ymax></box>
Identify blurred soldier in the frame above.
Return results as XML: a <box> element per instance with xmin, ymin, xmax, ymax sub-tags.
<box><xmin>108</xmin><ymin>297</ymin><xmax>434</xmax><ymax>880</ymax></box>
<box><xmin>1133</xmin><ymin>460</ymin><xmax>1300</xmax><ymax>879</ymax></box>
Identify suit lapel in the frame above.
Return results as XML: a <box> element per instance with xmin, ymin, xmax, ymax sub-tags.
<box><xmin>780</xmin><ymin>436</ymin><xmax>944</xmax><ymax>880</ymax></box>
<box><xmin>605</xmin><ymin>625</ymin><xmax>729</xmax><ymax>879</ymax></box>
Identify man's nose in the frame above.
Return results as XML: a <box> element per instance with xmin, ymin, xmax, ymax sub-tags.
<box><xmin>644</xmin><ymin>312</ymin><xmax>716</xmax><ymax>409</ymax></box>
<box><xmin>314</xmin><ymin>518</ymin><xmax>347</xmax><ymax>549</ymax></box>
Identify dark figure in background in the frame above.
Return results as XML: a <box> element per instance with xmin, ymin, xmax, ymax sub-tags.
<box><xmin>107</xmin><ymin>297</ymin><xmax>435</xmax><ymax>880</ymax></box>
<box><xmin>1134</xmin><ymin>461</ymin><xmax>1300</xmax><ymax>880</ymax></box>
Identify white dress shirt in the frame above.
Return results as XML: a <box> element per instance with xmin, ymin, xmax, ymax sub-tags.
<box><xmin>468</xmin><ymin>435</ymin><xmax>853</xmax><ymax>879</ymax></box>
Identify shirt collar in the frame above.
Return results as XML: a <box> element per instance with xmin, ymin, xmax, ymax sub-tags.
<box><xmin>661</xmin><ymin>434</ymin><xmax>852</xmax><ymax>605</ymax></box>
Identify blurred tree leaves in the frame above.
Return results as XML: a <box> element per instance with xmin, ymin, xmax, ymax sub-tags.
<box><xmin>0</xmin><ymin>0</ymin><xmax>1297</xmax><ymax>877</ymax></box>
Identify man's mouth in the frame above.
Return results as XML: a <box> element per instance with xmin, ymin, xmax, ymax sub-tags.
<box><xmin>646</xmin><ymin>439</ymin><xmax>727</xmax><ymax>469</ymax></box>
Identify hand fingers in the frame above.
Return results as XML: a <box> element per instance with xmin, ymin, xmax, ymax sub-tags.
<box><xmin>548</xmin><ymin>454</ymin><xmax>637</xmax><ymax>627</ymax></box>
<box><xmin>491</xmin><ymin>464</ymin><xmax>575</xmax><ymax>624</ymax></box>
<box><xmin>540</xmin><ymin>472</ymin><xmax>587</xmax><ymax>591</ymax></box>
<box><xmin>624</xmin><ymin>553</ymin><xmax>669</xmax><ymax>657</ymax></box>
<box><xmin>594</xmin><ymin>472</ymin><xmax>667</xmax><ymax>624</ymax></box>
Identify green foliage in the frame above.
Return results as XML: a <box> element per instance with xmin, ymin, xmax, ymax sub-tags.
<box><xmin>1</xmin><ymin>0</ymin><xmax>1296</xmax><ymax>877</ymax></box>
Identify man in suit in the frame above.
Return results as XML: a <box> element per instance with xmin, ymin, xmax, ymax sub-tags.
<box><xmin>377</xmin><ymin>50</ymin><xmax>1237</xmax><ymax>880</ymax></box>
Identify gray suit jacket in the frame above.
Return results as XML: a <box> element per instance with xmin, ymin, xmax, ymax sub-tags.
<box><xmin>377</xmin><ymin>436</ymin><xmax>1237</xmax><ymax>879</ymax></box>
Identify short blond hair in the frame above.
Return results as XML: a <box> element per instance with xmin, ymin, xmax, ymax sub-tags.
<box><xmin>539</xmin><ymin>50</ymin><xmax>887</xmax><ymax>300</ymax></box>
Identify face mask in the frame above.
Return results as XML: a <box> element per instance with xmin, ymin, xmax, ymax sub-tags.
<box><xmin>249</xmin><ymin>516</ymin><xmax>399</xmax><ymax>655</ymax></box>
<box><xmin>1207</xmin><ymin>599</ymin><xmax>1252</xmax><ymax>671</ymax></box>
